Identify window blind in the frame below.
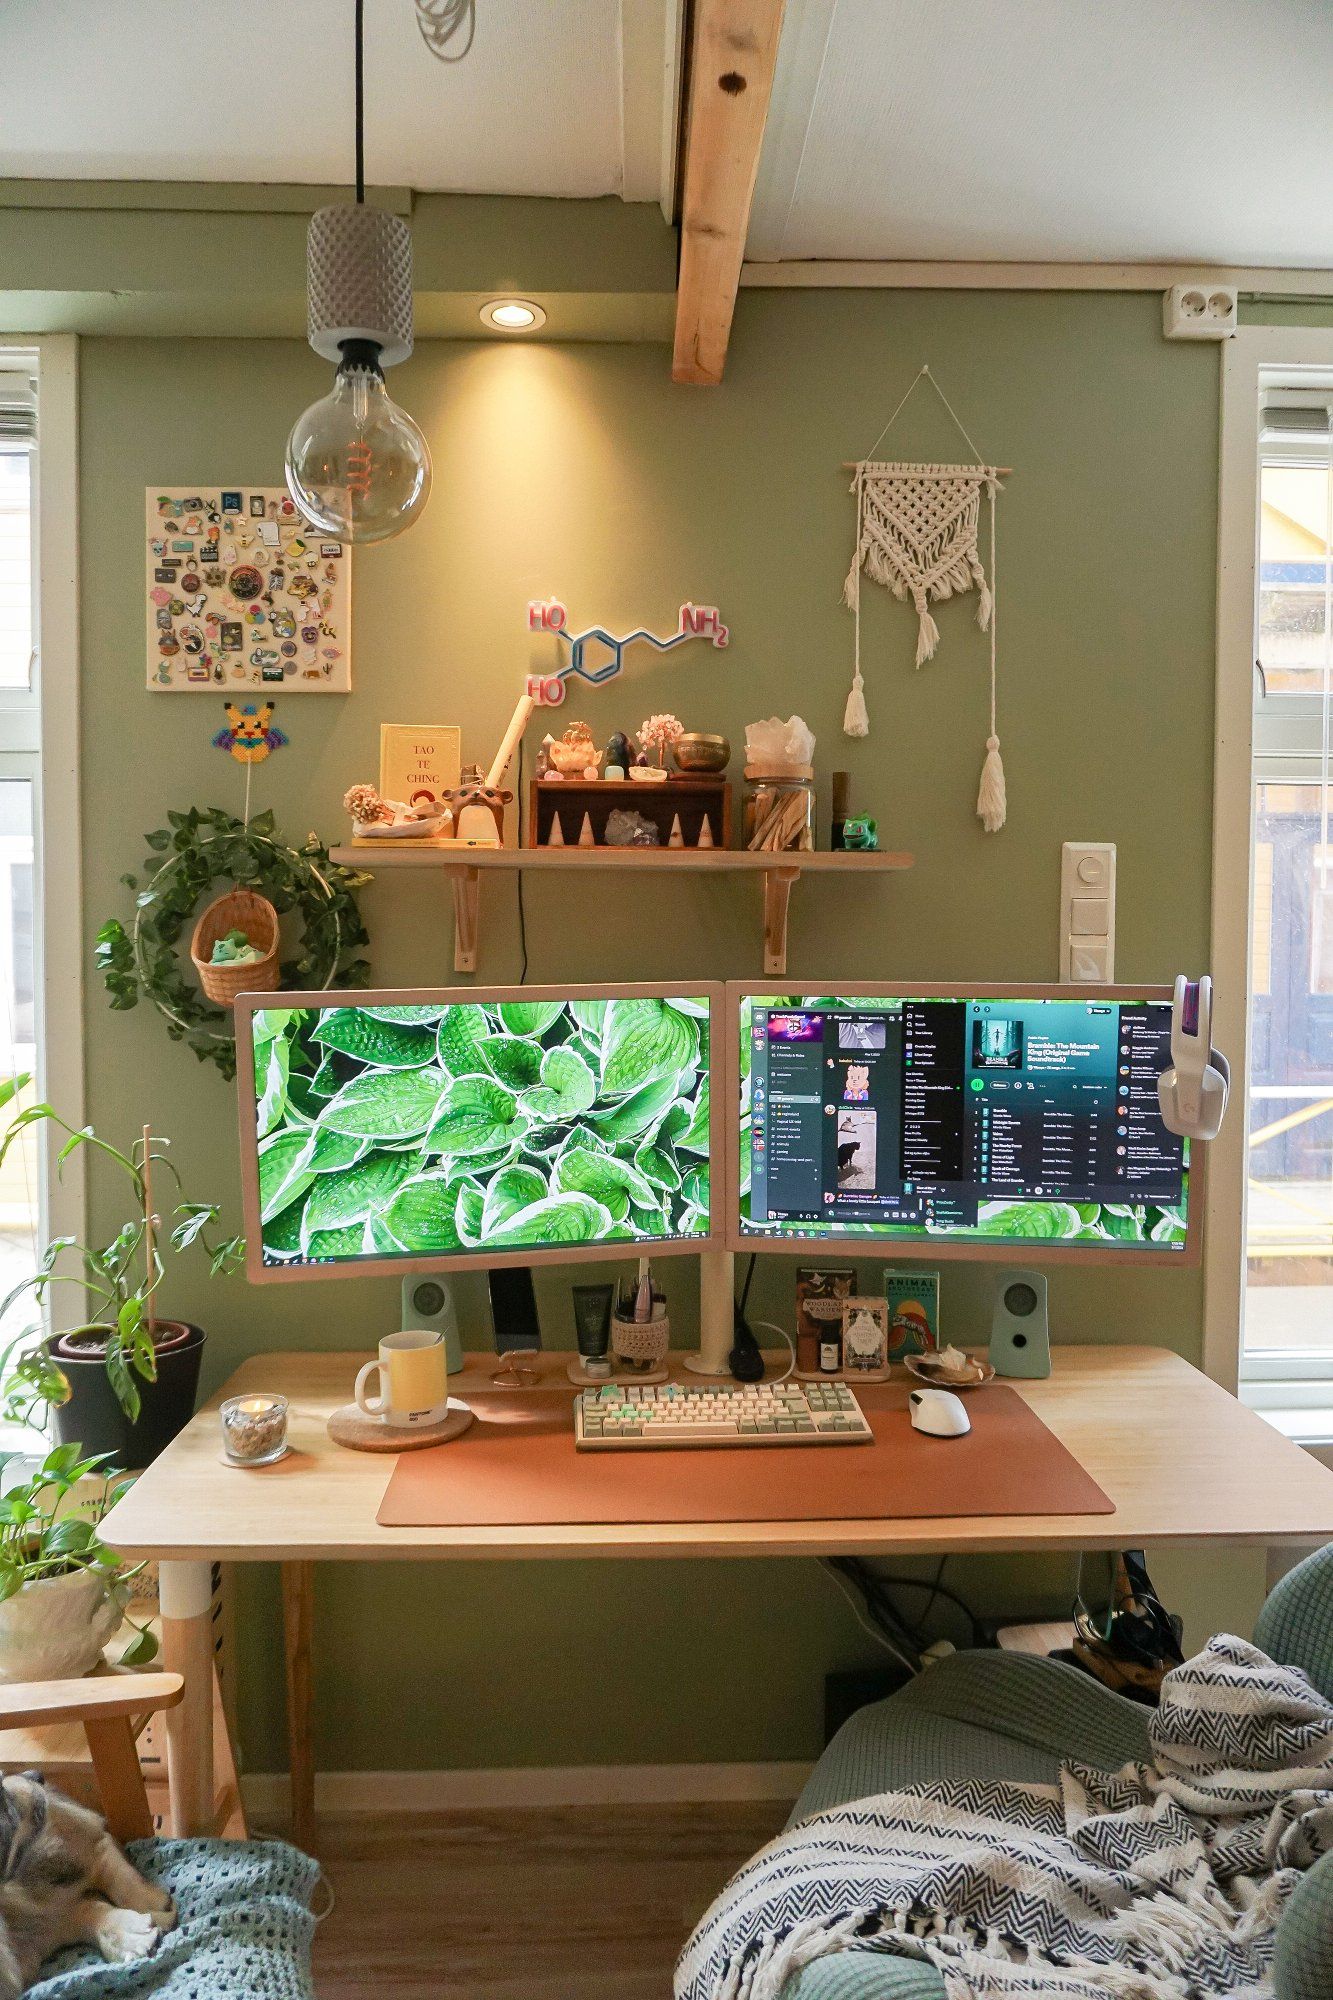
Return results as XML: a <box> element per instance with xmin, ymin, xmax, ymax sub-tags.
<box><xmin>0</xmin><ymin>452</ymin><xmax>32</xmax><ymax>690</ymax></box>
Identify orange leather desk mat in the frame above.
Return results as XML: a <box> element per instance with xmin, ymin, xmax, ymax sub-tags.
<box><xmin>377</xmin><ymin>1383</ymin><xmax>1113</xmax><ymax>1528</ymax></box>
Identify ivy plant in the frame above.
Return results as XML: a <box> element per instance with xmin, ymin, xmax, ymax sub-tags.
<box><xmin>95</xmin><ymin>807</ymin><xmax>371</xmax><ymax>1080</ymax></box>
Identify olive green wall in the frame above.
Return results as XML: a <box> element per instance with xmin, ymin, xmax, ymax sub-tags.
<box><xmin>78</xmin><ymin>290</ymin><xmax>1245</xmax><ymax>1774</ymax></box>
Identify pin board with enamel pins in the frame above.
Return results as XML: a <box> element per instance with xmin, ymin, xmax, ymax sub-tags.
<box><xmin>146</xmin><ymin>488</ymin><xmax>351</xmax><ymax>692</ymax></box>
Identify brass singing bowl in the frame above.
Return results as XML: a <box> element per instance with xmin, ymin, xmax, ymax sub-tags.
<box><xmin>672</xmin><ymin>732</ymin><xmax>731</xmax><ymax>774</ymax></box>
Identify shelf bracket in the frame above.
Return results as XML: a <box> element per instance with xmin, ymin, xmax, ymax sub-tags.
<box><xmin>763</xmin><ymin>865</ymin><xmax>801</xmax><ymax>976</ymax></box>
<box><xmin>451</xmin><ymin>867</ymin><xmax>480</xmax><ymax>975</ymax></box>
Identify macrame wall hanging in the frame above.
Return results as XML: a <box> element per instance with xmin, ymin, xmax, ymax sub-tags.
<box><xmin>842</xmin><ymin>364</ymin><xmax>1012</xmax><ymax>832</ymax></box>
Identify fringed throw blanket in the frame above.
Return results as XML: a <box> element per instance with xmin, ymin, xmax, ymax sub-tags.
<box><xmin>675</xmin><ymin>1636</ymin><xmax>1333</xmax><ymax>2000</ymax></box>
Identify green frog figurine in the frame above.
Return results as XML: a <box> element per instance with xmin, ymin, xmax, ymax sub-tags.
<box><xmin>841</xmin><ymin>815</ymin><xmax>879</xmax><ymax>851</ymax></box>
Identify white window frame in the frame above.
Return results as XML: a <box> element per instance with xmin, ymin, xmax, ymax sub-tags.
<box><xmin>0</xmin><ymin>338</ymin><xmax>85</xmax><ymax>1268</ymax></box>
<box><xmin>1212</xmin><ymin>326</ymin><xmax>1333</xmax><ymax>1456</ymax></box>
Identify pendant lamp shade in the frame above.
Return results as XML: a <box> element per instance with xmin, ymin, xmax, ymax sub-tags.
<box><xmin>306</xmin><ymin>203</ymin><xmax>415</xmax><ymax>367</ymax></box>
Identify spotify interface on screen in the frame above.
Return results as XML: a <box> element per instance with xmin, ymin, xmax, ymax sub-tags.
<box><xmin>747</xmin><ymin>998</ymin><xmax>1184</xmax><ymax>1229</ymax></box>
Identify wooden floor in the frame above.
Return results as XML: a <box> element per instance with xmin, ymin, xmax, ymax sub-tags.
<box><xmin>311</xmin><ymin>1802</ymin><xmax>792</xmax><ymax>1999</ymax></box>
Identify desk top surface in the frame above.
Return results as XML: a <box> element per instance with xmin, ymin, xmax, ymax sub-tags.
<box><xmin>102</xmin><ymin>1346</ymin><xmax>1333</xmax><ymax>1563</ymax></box>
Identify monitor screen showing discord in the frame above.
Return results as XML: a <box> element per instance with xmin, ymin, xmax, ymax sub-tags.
<box><xmin>247</xmin><ymin>994</ymin><xmax>712</xmax><ymax>1268</ymax></box>
<box><xmin>738</xmin><ymin>994</ymin><xmax>1190</xmax><ymax>1252</ymax></box>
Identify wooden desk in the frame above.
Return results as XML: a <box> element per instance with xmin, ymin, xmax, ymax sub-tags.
<box><xmin>102</xmin><ymin>1345</ymin><xmax>1333</xmax><ymax>1848</ymax></box>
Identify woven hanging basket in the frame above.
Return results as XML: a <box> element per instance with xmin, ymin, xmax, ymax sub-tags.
<box><xmin>189</xmin><ymin>888</ymin><xmax>280</xmax><ymax>1005</ymax></box>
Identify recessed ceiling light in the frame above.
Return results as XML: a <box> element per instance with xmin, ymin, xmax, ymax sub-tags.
<box><xmin>480</xmin><ymin>298</ymin><xmax>546</xmax><ymax>332</ymax></box>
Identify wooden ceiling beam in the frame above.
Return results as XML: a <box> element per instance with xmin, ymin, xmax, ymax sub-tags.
<box><xmin>672</xmin><ymin>0</ymin><xmax>786</xmax><ymax>385</ymax></box>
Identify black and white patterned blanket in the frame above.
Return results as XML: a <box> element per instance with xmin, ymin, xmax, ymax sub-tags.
<box><xmin>675</xmin><ymin>1636</ymin><xmax>1333</xmax><ymax>2000</ymax></box>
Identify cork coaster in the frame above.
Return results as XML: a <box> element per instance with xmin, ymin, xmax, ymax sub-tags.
<box><xmin>327</xmin><ymin>1397</ymin><xmax>474</xmax><ymax>1453</ymax></box>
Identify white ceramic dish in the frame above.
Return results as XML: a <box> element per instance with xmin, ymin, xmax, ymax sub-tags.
<box><xmin>354</xmin><ymin>817</ymin><xmax>452</xmax><ymax>840</ymax></box>
<box><xmin>903</xmin><ymin>1352</ymin><xmax>995</xmax><ymax>1391</ymax></box>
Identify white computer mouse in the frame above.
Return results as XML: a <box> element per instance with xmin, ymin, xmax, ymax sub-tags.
<box><xmin>908</xmin><ymin>1388</ymin><xmax>971</xmax><ymax>1438</ymax></box>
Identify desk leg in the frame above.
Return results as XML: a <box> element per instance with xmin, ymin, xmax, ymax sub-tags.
<box><xmin>281</xmin><ymin>1561</ymin><xmax>316</xmax><ymax>1851</ymax></box>
<box><xmin>159</xmin><ymin>1561</ymin><xmax>215</xmax><ymax>1837</ymax></box>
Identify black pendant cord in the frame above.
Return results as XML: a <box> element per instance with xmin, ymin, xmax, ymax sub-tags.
<box><xmin>354</xmin><ymin>0</ymin><xmax>365</xmax><ymax>203</ymax></box>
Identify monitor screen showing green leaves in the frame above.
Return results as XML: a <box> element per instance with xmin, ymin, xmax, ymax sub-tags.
<box><xmin>244</xmin><ymin>992</ymin><xmax>713</xmax><ymax>1272</ymax></box>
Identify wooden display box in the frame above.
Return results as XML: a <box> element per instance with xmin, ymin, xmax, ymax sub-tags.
<box><xmin>528</xmin><ymin>777</ymin><xmax>732</xmax><ymax>850</ymax></box>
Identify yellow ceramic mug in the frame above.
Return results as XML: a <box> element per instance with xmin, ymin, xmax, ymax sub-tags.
<box><xmin>354</xmin><ymin>1329</ymin><xmax>450</xmax><ymax>1428</ymax></box>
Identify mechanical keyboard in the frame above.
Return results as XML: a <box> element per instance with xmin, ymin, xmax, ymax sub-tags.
<box><xmin>573</xmin><ymin>1379</ymin><xmax>874</xmax><ymax>1450</ymax></box>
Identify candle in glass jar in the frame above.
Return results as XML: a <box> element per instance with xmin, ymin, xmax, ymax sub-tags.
<box><xmin>221</xmin><ymin>1393</ymin><xmax>288</xmax><ymax>1466</ymax></box>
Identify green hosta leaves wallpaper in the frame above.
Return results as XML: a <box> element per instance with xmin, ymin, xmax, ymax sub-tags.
<box><xmin>252</xmin><ymin>998</ymin><xmax>711</xmax><ymax>1264</ymax></box>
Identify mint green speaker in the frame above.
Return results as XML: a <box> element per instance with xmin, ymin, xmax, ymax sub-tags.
<box><xmin>989</xmin><ymin>1271</ymin><xmax>1051</xmax><ymax>1378</ymax></box>
<box><xmin>401</xmin><ymin>1276</ymin><xmax>462</xmax><ymax>1374</ymax></box>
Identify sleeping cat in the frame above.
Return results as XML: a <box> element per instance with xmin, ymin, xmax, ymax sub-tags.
<box><xmin>0</xmin><ymin>1774</ymin><xmax>175</xmax><ymax>1996</ymax></box>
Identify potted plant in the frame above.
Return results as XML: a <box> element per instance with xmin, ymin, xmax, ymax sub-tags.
<box><xmin>0</xmin><ymin>1092</ymin><xmax>243</xmax><ymax>1468</ymax></box>
<box><xmin>0</xmin><ymin>1445</ymin><xmax>157</xmax><ymax>1681</ymax></box>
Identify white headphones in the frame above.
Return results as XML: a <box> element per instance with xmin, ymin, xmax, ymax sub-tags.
<box><xmin>1157</xmin><ymin>975</ymin><xmax>1230</xmax><ymax>1141</ymax></box>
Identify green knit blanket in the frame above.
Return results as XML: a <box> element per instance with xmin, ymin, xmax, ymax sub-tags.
<box><xmin>31</xmin><ymin>1839</ymin><xmax>318</xmax><ymax>1999</ymax></box>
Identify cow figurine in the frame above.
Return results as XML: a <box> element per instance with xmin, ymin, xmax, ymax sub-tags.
<box><xmin>450</xmin><ymin>767</ymin><xmax>511</xmax><ymax>847</ymax></box>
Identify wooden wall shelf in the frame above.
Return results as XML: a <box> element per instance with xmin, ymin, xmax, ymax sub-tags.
<box><xmin>330</xmin><ymin>844</ymin><xmax>914</xmax><ymax>977</ymax></box>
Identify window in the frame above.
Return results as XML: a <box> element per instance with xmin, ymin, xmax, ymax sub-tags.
<box><xmin>0</xmin><ymin>367</ymin><xmax>39</xmax><ymax>1352</ymax></box>
<box><xmin>1214</xmin><ymin>335</ymin><xmax>1333</xmax><ymax>1459</ymax></box>
<box><xmin>0</xmin><ymin>343</ymin><xmax>83</xmax><ymax>1367</ymax></box>
<box><xmin>1246</xmin><ymin>395</ymin><xmax>1333</xmax><ymax>1370</ymax></box>
<box><xmin>0</xmin><ymin>448</ymin><xmax>33</xmax><ymax>692</ymax></box>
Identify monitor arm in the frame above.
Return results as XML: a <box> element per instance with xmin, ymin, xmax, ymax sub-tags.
<box><xmin>684</xmin><ymin>1248</ymin><xmax>735</xmax><ymax>1376</ymax></box>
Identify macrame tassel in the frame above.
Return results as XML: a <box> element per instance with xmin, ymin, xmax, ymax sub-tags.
<box><xmin>977</xmin><ymin>733</ymin><xmax>1006</xmax><ymax>833</ymax></box>
<box><xmin>842</xmin><ymin>551</ymin><xmax>861</xmax><ymax>611</ymax></box>
<box><xmin>914</xmin><ymin>603</ymin><xmax>940</xmax><ymax>668</ymax></box>
<box><xmin>975</xmin><ymin>575</ymin><xmax>992</xmax><ymax>630</ymax></box>
<box><xmin>844</xmin><ymin>667</ymin><xmax>869</xmax><ymax>737</ymax></box>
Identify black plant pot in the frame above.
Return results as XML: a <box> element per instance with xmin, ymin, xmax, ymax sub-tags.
<box><xmin>50</xmin><ymin>1320</ymin><xmax>206</xmax><ymax>1471</ymax></box>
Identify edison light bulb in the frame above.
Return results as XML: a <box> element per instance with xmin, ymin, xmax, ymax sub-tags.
<box><xmin>285</xmin><ymin>341</ymin><xmax>431</xmax><ymax>545</ymax></box>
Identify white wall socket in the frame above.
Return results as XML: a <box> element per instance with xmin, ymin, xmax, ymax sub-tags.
<box><xmin>1060</xmin><ymin>842</ymin><xmax>1116</xmax><ymax>983</ymax></box>
<box><xmin>1162</xmin><ymin>283</ymin><xmax>1238</xmax><ymax>340</ymax></box>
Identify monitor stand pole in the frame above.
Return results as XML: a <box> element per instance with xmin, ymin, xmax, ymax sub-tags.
<box><xmin>683</xmin><ymin>1248</ymin><xmax>734</xmax><ymax>1377</ymax></box>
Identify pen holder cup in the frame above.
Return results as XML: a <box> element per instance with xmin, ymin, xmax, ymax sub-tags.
<box><xmin>611</xmin><ymin>1310</ymin><xmax>670</xmax><ymax>1372</ymax></box>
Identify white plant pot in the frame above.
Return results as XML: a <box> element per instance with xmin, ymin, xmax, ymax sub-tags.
<box><xmin>0</xmin><ymin>1569</ymin><xmax>122</xmax><ymax>1684</ymax></box>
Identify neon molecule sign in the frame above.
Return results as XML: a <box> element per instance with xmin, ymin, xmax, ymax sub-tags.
<box><xmin>524</xmin><ymin>598</ymin><xmax>728</xmax><ymax>707</ymax></box>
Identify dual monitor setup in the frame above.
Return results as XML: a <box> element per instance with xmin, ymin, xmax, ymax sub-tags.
<box><xmin>237</xmin><ymin>981</ymin><xmax>1196</xmax><ymax>1280</ymax></box>
<box><xmin>237</xmin><ymin>984</ymin><xmax>1201</xmax><ymax>1448</ymax></box>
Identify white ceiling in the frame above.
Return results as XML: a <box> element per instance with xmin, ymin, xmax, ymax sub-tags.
<box><xmin>750</xmin><ymin>0</ymin><xmax>1333</xmax><ymax>267</ymax></box>
<box><xmin>0</xmin><ymin>0</ymin><xmax>675</xmax><ymax>202</ymax></box>
<box><xmin>4</xmin><ymin>0</ymin><xmax>1332</xmax><ymax>273</ymax></box>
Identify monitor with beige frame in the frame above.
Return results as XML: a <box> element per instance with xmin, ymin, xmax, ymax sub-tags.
<box><xmin>726</xmin><ymin>984</ymin><xmax>1200</xmax><ymax>1267</ymax></box>
<box><xmin>236</xmin><ymin>984</ymin><xmax>725</xmax><ymax>1282</ymax></box>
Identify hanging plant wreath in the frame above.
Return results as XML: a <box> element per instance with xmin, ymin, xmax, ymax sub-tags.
<box><xmin>95</xmin><ymin>807</ymin><xmax>372</xmax><ymax>1080</ymax></box>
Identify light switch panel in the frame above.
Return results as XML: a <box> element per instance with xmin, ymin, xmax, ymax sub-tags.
<box><xmin>1070</xmin><ymin>895</ymin><xmax>1110</xmax><ymax>935</ymax></box>
<box><xmin>1070</xmin><ymin>938</ymin><xmax>1111</xmax><ymax>982</ymax></box>
<box><xmin>1060</xmin><ymin>842</ymin><xmax>1116</xmax><ymax>981</ymax></box>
